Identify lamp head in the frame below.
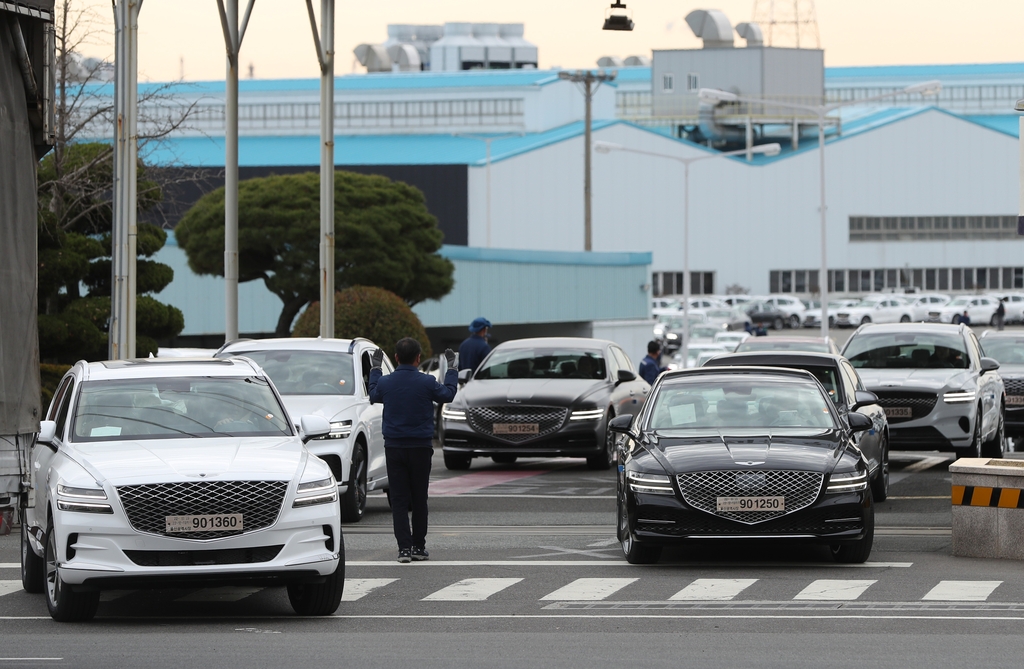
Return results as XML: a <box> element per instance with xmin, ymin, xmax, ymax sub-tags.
<box><xmin>753</xmin><ymin>143</ymin><xmax>782</xmax><ymax>157</ymax></box>
<box><xmin>603</xmin><ymin>2</ymin><xmax>634</xmax><ymax>31</ymax></box>
<box><xmin>1015</xmin><ymin>99</ymin><xmax>1024</xmax><ymax>112</ymax></box>
<box><xmin>698</xmin><ymin>88</ymin><xmax>738</xmax><ymax>104</ymax></box>
<box><xmin>903</xmin><ymin>79</ymin><xmax>942</xmax><ymax>96</ymax></box>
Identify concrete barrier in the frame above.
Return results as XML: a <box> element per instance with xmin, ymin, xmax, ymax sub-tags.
<box><xmin>949</xmin><ymin>458</ymin><xmax>1024</xmax><ymax>559</ymax></box>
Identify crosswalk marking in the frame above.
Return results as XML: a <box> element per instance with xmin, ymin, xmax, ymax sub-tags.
<box><xmin>794</xmin><ymin>579</ymin><xmax>877</xmax><ymax>601</ymax></box>
<box><xmin>343</xmin><ymin>579</ymin><xmax>399</xmax><ymax>602</ymax></box>
<box><xmin>670</xmin><ymin>579</ymin><xmax>758</xmax><ymax>601</ymax></box>
<box><xmin>175</xmin><ymin>587</ymin><xmax>262</xmax><ymax>602</ymax></box>
<box><xmin>540</xmin><ymin>578</ymin><xmax>638</xmax><ymax>601</ymax></box>
<box><xmin>922</xmin><ymin>581</ymin><xmax>1003</xmax><ymax>601</ymax></box>
<box><xmin>0</xmin><ymin>581</ymin><xmax>22</xmax><ymax>598</ymax></box>
<box><xmin>422</xmin><ymin>578</ymin><xmax>523</xmax><ymax>601</ymax></box>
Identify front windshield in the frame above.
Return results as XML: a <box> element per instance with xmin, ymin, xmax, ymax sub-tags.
<box><xmin>735</xmin><ymin>339</ymin><xmax>830</xmax><ymax>353</ymax></box>
<box><xmin>707</xmin><ymin>309</ymin><xmax>733</xmax><ymax>319</ymax></box>
<box><xmin>648</xmin><ymin>377</ymin><xmax>835</xmax><ymax>431</ymax></box>
<box><xmin>690</xmin><ymin>326</ymin><xmax>720</xmax><ymax>338</ymax></box>
<box><xmin>475</xmin><ymin>348</ymin><xmax>607</xmax><ymax>380</ymax></box>
<box><xmin>72</xmin><ymin>376</ymin><xmax>292</xmax><ymax>442</ymax></box>
<box><xmin>234</xmin><ymin>350</ymin><xmax>354</xmax><ymax>395</ymax></box>
<box><xmin>853</xmin><ymin>299</ymin><xmax>882</xmax><ymax>308</ymax></box>
<box><xmin>948</xmin><ymin>297</ymin><xmax>970</xmax><ymax>307</ymax></box>
<box><xmin>845</xmin><ymin>332</ymin><xmax>969</xmax><ymax>369</ymax></box>
<box><xmin>981</xmin><ymin>338</ymin><xmax>1024</xmax><ymax>365</ymax></box>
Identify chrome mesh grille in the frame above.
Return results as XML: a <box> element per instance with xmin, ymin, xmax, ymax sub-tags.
<box><xmin>676</xmin><ymin>470</ymin><xmax>824</xmax><ymax>524</ymax></box>
<box><xmin>874</xmin><ymin>391</ymin><xmax>937</xmax><ymax>423</ymax></box>
<box><xmin>467</xmin><ymin>406</ymin><xmax>568</xmax><ymax>443</ymax></box>
<box><xmin>116</xmin><ymin>480</ymin><xmax>288</xmax><ymax>540</ymax></box>
<box><xmin>1003</xmin><ymin>376</ymin><xmax>1024</xmax><ymax>398</ymax></box>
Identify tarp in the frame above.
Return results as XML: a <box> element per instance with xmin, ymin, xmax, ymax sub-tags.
<box><xmin>0</xmin><ymin>19</ymin><xmax>42</xmax><ymax>436</ymax></box>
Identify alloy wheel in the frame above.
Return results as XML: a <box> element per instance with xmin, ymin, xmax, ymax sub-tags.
<box><xmin>44</xmin><ymin>527</ymin><xmax>58</xmax><ymax>609</ymax></box>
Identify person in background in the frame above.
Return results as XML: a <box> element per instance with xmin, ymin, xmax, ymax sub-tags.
<box><xmin>638</xmin><ymin>341</ymin><xmax>667</xmax><ymax>385</ymax></box>
<box><xmin>961</xmin><ymin>310</ymin><xmax>971</xmax><ymax>326</ymax></box>
<box><xmin>368</xmin><ymin>338</ymin><xmax>458</xmax><ymax>564</ymax></box>
<box><xmin>996</xmin><ymin>298</ymin><xmax>1006</xmax><ymax>331</ymax></box>
<box><xmin>458</xmin><ymin>317</ymin><xmax>491</xmax><ymax>373</ymax></box>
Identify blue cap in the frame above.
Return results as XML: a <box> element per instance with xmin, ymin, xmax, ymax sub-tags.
<box><xmin>469</xmin><ymin>317</ymin><xmax>491</xmax><ymax>333</ymax></box>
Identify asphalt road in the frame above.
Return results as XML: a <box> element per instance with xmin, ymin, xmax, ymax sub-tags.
<box><xmin>2</xmin><ymin>449</ymin><xmax>1024</xmax><ymax>669</ymax></box>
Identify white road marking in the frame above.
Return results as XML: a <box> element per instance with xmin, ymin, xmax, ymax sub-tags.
<box><xmin>794</xmin><ymin>579</ymin><xmax>877</xmax><ymax>600</ymax></box>
<box><xmin>422</xmin><ymin>578</ymin><xmax>523</xmax><ymax>601</ymax></box>
<box><xmin>923</xmin><ymin>581</ymin><xmax>1003</xmax><ymax>601</ymax></box>
<box><xmin>514</xmin><ymin>546</ymin><xmax>620</xmax><ymax>559</ymax></box>
<box><xmin>540</xmin><ymin>578</ymin><xmax>638</xmax><ymax>601</ymax></box>
<box><xmin>342</xmin><ymin>578</ymin><xmax>398</xmax><ymax>601</ymax></box>
<box><xmin>346</xmin><ymin>560</ymin><xmax>913</xmax><ymax>568</ymax></box>
<box><xmin>586</xmin><ymin>537</ymin><xmax>621</xmax><ymax>547</ymax></box>
<box><xmin>0</xmin><ymin>564</ymin><xmax>19</xmax><ymax>569</ymax></box>
<box><xmin>903</xmin><ymin>456</ymin><xmax>949</xmax><ymax>473</ymax></box>
<box><xmin>175</xmin><ymin>586</ymin><xmax>262</xmax><ymax>602</ymax></box>
<box><xmin>0</xmin><ymin>581</ymin><xmax>22</xmax><ymax>597</ymax></box>
<box><xmin>670</xmin><ymin>579</ymin><xmax>758</xmax><ymax>601</ymax></box>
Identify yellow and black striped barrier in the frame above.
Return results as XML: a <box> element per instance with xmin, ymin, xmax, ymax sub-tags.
<box><xmin>952</xmin><ymin>485</ymin><xmax>1024</xmax><ymax>508</ymax></box>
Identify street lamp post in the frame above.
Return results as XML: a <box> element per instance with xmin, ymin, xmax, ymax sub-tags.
<box><xmin>595</xmin><ymin>141</ymin><xmax>781</xmax><ymax>366</ymax></box>
<box><xmin>699</xmin><ymin>81</ymin><xmax>942</xmax><ymax>339</ymax></box>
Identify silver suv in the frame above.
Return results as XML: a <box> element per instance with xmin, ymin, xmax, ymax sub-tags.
<box><xmin>842</xmin><ymin>323</ymin><xmax>1005</xmax><ymax>458</ymax></box>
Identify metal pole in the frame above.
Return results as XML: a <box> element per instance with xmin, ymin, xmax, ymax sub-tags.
<box><xmin>318</xmin><ymin>0</ymin><xmax>335</xmax><ymax>338</ymax></box>
<box><xmin>681</xmin><ymin>161</ymin><xmax>690</xmax><ymax>366</ymax></box>
<box><xmin>485</xmin><ymin>138</ymin><xmax>492</xmax><ymax>248</ymax></box>
<box><xmin>224</xmin><ymin>0</ymin><xmax>239</xmax><ymax>343</ymax></box>
<box><xmin>818</xmin><ymin>111</ymin><xmax>829</xmax><ymax>339</ymax></box>
<box><xmin>584</xmin><ymin>78</ymin><xmax>592</xmax><ymax>252</ymax></box>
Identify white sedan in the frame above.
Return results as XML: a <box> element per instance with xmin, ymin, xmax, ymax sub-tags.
<box><xmin>903</xmin><ymin>293</ymin><xmax>951</xmax><ymax>321</ymax></box>
<box><xmin>929</xmin><ymin>295</ymin><xmax>999</xmax><ymax>325</ymax></box>
<box><xmin>22</xmin><ymin>357</ymin><xmax>344</xmax><ymax>621</ymax></box>
<box><xmin>834</xmin><ymin>296</ymin><xmax>913</xmax><ymax>327</ymax></box>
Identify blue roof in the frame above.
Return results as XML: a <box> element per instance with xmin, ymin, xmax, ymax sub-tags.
<box><xmin>441</xmin><ymin>245</ymin><xmax>651</xmax><ymax>266</ymax></box>
<box><xmin>826</xmin><ymin>62</ymin><xmax>1024</xmax><ymax>81</ymax></box>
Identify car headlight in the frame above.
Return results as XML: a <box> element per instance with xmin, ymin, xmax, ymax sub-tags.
<box><xmin>666</xmin><ymin>333</ymin><xmax>679</xmax><ymax>340</ymax></box>
<box><xmin>626</xmin><ymin>471</ymin><xmax>674</xmax><ymax>495</ymax></box>
<box><xmin>293</xmin><ymin>459</ymin><xmax>338</xmax><ymax>508</ymax></box>
<box><xmin>943</xmin><ymin>390</ymin><xmax>976</xmax><ymax>404</ymax></box>
<box><xmin>570</xmin><ymin>409</ymin><xmax>605</xmax><ymax>421</ymax></box>
<box><xmin>442</xmin><ymin>407</ymin><xmax>467</xmax><ymax>421</ymax></box>
<box><xmin>56</xmin><ymin>482</ymin><xmax>113</xmax><ymax>514</ymax></box>
<box><xmin>320</xmin><ymin>420</ymin><xmax>352</xmax><ymax>439</ymax></box>
<box><xmin>826</xmin><ymin>471</ymin><xmax>868</xmax><ymax>493</ymax></box>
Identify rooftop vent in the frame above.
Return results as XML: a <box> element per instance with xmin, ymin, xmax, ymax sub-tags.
<box><xmin>685</xmin><ymin>9</ymin><xmax>735</xmax><ymax>48</ymax></box>
<box><xmin>735</xmin><ymin>22</ymin><xmax>764</xmax><ymax>47</ymax></box>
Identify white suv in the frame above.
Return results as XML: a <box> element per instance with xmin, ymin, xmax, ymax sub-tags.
<box><xmin>21</xmin><ymin>357</ymin><xmax>343</xmax><ymax>621</ymax></box>
<box><xmin>218</xmin><ymin>338</ymin><xmax>389</xmax><ymax>523</ymax></box>
<box><xmin>765</xmin><ymin>296</ymin><xmax>808</xmax><ymax>329</ymax></box>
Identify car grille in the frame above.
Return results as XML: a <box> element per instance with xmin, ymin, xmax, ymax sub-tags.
<box><xmin>873</xmin><ymin>391</ymin><xmax>937</xmax><ymax>423</ymax></box>
<box><xmin>123</xmin><ymin>545</ymin><xmax>284</xmax><ymax>567</ymax></box>
<box><xmin>467</xmin><ymin>406</ymin><xmax>568</xmax><ymax>443</ymax></box>
<box><xmin>636</xmin><ymin>506</ymin><xmax>861</xmax><ymax>536</ymax></box>
<box><xmin>1003</xmin><ymin>377</ymin><xmax>1024</xmax><ymax>409</ymax></box>
<box><xmin>116</xmin><ymin>480</ymin><xmax>289</xmax><ymax>540</ymax></box>
<box><xmin>676</xmin><ymin>470</ymin><xmax>823</xmax><ymax>524</ymax></box>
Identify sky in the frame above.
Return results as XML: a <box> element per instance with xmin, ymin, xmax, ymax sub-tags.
<box><xmin>71</xmin><ymin>0</ymin><xmax>1024</xmax><ymax>82</ymax></box>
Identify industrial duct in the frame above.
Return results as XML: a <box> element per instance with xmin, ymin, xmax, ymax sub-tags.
<box><xmin>386</xmin><ymin>43</ymin><xmax>422</xmax><ymax>71</ymax></box>
<box><xmin>684</xmin><ymin>9</ymin><xmax>734</xmax><ymax>48</ymax></box>
<box><xmin>597</xmin><ymin>56</ymin><xmax>624</xmax><ymax>68</ymax></box>
<box><xmin>354</xmin><ymin>43</ymin><xmax>392</xmax><ymax>72</ymax></box>
<box><xmin>623</xmin><ymin>55</ymin><xmax>650</xmax><ymax>66</ymax></box>
<box><xmin>735</xmin><ymin>22</ymin><xmax>764</xmax><ymax>47</ymax></box>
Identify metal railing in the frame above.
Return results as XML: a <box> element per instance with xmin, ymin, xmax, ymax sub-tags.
<box><xmin>826</xmin><ymin>84</ymin><xmax>1024</xmax><ymax>113</ymax></box>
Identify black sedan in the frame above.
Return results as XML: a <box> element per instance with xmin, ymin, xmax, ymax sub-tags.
<box><xmin>611</xmin><ymin>366</ymin><xmax>875</xmax><ymax>564</ymax></box>
<box><xmin>441</xmin><ymin>337</ymin><xmax>651</xmax><ymax>470</ymax></box>
<box><xmin>744</xmin><ymin>301</ymin><xmax>788</xmax><ymax>331</ymax></box>
<box><xmin>703</xmin><ymin>351</ymin><xmax>890</xmax><ymax>500</ymax></box>
<box><xmin>979</xmin><ymin>331</ymin><xmax>1024</xmax><ymax>450</ymax></box>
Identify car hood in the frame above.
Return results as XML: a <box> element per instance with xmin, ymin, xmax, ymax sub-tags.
<box><xmin>996</xmin><ymin>363</ymin><xmax>1024</xmax><ymax>379</ymax></box>
<box><xmin>279</xmin><ymin>394</ymin><xmax>362</xmax><ymax>424</ymax></box>
<box><xmin>458</xmin><ymin>378</ymin><xmax>607</xmax><ymax>407</ymax></box>
<box><xmin>68</xmin><ymin>436</ymin><xmax>304</xmax><ymax>486</ymax></box>
<box><xmin>856</xmin><ymin>368</ymin><xmax>971</xmax><ymax>391</ymax></box>
<box><xmin>644</xmin><ymin>430</ymin><xmax>843</xmax><ymax>474</ymax></box>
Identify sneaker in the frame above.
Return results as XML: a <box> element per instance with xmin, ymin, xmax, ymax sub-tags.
<box><xmin>411</xmin><ymin>547</ymin><xmax>429</xmax><ymax>561</ymax></box>
<box><xmin>397</xmin><ymin>549</ymin><xmax>412</xmax><ymax>563</ymax></box>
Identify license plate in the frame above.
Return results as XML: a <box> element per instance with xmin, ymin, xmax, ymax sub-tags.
<box><xmin>493</xmin><ymin>423</ymin><xmax>539</xmax><ymax>435</ymax></box>
<box><xmin>165</xmin><ymin>514</ymin><xmax>243</xmax><ymax>533</ymax></box>
<box><xmin>717</xmin><ymin>496</ymin><xmax>785</xmax><ymax>512</ymax></box>
<box><xmin>883</xmin><ymin>407</ymin><xmax>913</xmax><ymax>418</ymax></box>
<box><xmin>1007</xmin><ymin>396</ymin><xmax>1024</xmax><ymax>406</ymax></box>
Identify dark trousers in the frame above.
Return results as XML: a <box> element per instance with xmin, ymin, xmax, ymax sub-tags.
<box><xmin>385</xmin><ymin>447</ymin><xmax>433</xmax><ymax>550</ymax></box>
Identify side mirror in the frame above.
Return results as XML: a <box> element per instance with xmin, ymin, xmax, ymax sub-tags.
<box><xmin>299</xmin><ymin>415</ymin><xmax>331</xmax><ymax>444</ymax></box>
<box><xmin>616</xmin><ymin>369</ymin><xmax>637</xmax><ymax>384</ymax></box>
<box><xmin>851</xmin><ymin>390</ymin><xmax>879</xmax><ymax>411</ymax></box>
<box><xmin>607</xmin><ymin>413</ymin><xmax>634</xmax><ymax>435</ymax></box>
<box><xmin>458</xmin><ymin>368</ymin><xmax>473</xmax><ymax>384</ymax></box>
<box><xmin>37</xmin><ymin>421</ymin><xmax>57</xmax><ymax>449</ymax></box>
<box><xmin>980</xmin><ymin>357</ymin><xmax>1000</xmax><ymax>374</ymax></box>
<box><xmin>847</xmin><ymin>411</ymin><xmax>872</xmax><ymax>433</ymax></box>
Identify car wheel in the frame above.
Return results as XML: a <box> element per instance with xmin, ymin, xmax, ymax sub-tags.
<box><xmin>870</xmin><ymin>433</ymin><xmax>889</xmax><ymax>502</ymax></box>
<box><xmin>982</xmin><ymin>404</ymin><xmax>1006</xmax><ymax>459</ymax></box>
<box><xmin>618</xmin><ymin>499</ymin><xmax>661</xmax><ymax>565</ymax></box>
<box><xmin>772</xmin><ymin>317</ymin><xmax>784</xmax><ymax>330</ymax></box>
<box><xmin>443</xmin><ymin>453</ymin><xmax>471</xmax><ymax>470</ymax></box>
<box><xmin>21</xmin><ymin>513</ymin><xmax>43</xmax><ymax>594</ymax></box>
<box><xmin>899</xmin><ymin>315</ymin><xmax>911</xmax><ymax>323</ymax></box>
<box><xmin>860</xmin><ymin>316</ymin><xmax>872</xmax><ymax>325</ymax></box>
<box><xmin>491</xmin><ymin>455</ymin><xmax>518</xmax><ymax>464</ymax></box>
<box><xmin>789</xmin><ymin>315</ymin><xmax>801</xmax><ymax>329</ymax></box>
<box><xmin>44</xmin><ymin>522</ymin><xmax>99</xmax><ymax>622</ymax></box>
<box><xmin>288</xmin><ymin>534</ymin><xmax>345</xmax><ymax>616</ymax></box>
<box><xmin>340</xmin><ymin>442</ymin><xmax>367</xmax><ymax>523</ymax></box>
<box><xmin>952</xmin><ymin>315</ymin><xmax>961</xmax><ymax>325</ymax></box>
<box><xmin>955</xmin><ymin>409</ymin><xmax>983</xmax><ymax>459</ymax></box>
<box><xmin>831</xmin><ymin>495</ymin><xmax>874</xmax><ymax>564</ymax></box>
<box><xmin>587</xmin><ymin>413</ymin><xmax>617</xmax><ymax>470</ymax></box>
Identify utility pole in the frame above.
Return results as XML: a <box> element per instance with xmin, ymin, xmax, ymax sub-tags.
<box><xmin>558</xmin><ymin>70</ymin><xmax>615</xmax><ymax>251</ymax></box>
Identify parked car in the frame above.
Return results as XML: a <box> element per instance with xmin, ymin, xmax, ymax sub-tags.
<box><xmin>712</xmin><ymin>331</ymin><xmax>750</xmax><ymax>349</ymax></box>
<box><xmin>653</xmin><ymin>313</ymin><xmax>706</xmax><ymax>342</ymax></box>
<box><xmin>986</xmin><ymin>292</ymin><xmax>1024</xmax><ymax>324</ymax></box>
<box><xmin>703</xmin><ymin>351</ymin><xmax>890</xmax><ymax>500</ymax></box>
<box><xmin>843</xmin><ymin>323</ymin><xmax>1004</xmax><ymax>458</ymax></box>
<box><xmin>705</xmin><ymin>307</ymin><xmax>752</xmax><ymax>331</ymax></box>
<box><xmin>688</xmin><ymin>325</ymin><xmax>723</xmax><ymax>343</ymax></box>
<box><xmin>22</xmin><ymin>357</ymin><xmax>344</xmax><ymax>621</ymax></box>
<box><xmin>218</xmin><ymin>337</ymin><xmax>389</xmax><ymax>522</ymax></box>
<box><xmin>929</xmin><ymin>295</ymin><xmax>999</xmax><ymax>325</ymax></box>
<box><xmin>903</xmin><ymin>293</ymin><xmax>951</xmax><ymax>321</ymax></box>
<box><xmin>980</xmin><ymin>331</ymin><xmax>1024</xmax><ymax>451</ymax></box>
<box><xmin>441</xmin><ymin>338</ymin><xmax>651</xmax><ymax>470</ymax></box>
<box><xmin>667</xmin><ymin>343</ymin><xmax>733</xmax><ymax>370</ymax></box>
<box><xmin>803</xmin><ymin>299</ymin><xmax>861</xmax><ymax>328</ymax></box>
<box><xmin>611</xmin><ymin>365</ymin><xmax>877</xmax><ymax>564</ymax></box>
<box><xmin>744</xmin><ymin>301</ymin><xmax>789</xmax><ymax>330</ymax></box>
<box><xmin>735</xmin><ymin>336</ymin><xmax>841</xmax><ymax>355</ymax></box>
<box><xmin>834</xmin><ymin>296</ymin><xmax>913</xmax><ymax>328</ymax></box>
<box><xmin>764</xmin><ymin>296</ymin><xmax>808</xmax><ymax>329</ymax></box>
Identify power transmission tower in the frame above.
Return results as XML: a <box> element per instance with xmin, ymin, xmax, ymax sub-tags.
<box><xmin>751</xmin><ymin>0</ymin><xmax>821</xmax><ymax>49</ymax></box>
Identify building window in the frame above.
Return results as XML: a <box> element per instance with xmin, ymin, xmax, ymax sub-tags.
<box><xmin>781</xmin><ymin>271</ymin><xmax>792</xmax><ymax>293</ymax></box>
<box><xmin>662</xmin><ymin>73</ymin><xmax>674</xmax><ymax>93</ymax></box>
<box><xmin>849</xmin><ymin>215</ymin><xmax>1020</xmax><ymax>241</ymax></box>
<box><xmin>976</xmin><ymin>268</ymin><xmax>987</xmax><ymax>289</ymax></box>
<box><xmin>795</xmin><ymin>271</ymin><xmax>807</xmax><ymax>293</ymax></box>
<box><xmin>913</xmin><ymin>269</ymin><xmax>923</xmax><ymax>289</ymax></box>
<box><xmin>1017</xmin><ymin>268</ymin><xmax>1024</xmax><ymax>289</ymax></box>
<box><xmin>939</xmin><ymin>268</ymin><xmax>949</xmax><ymax>291</ymax></box>
<box><xmin>686</xmin><ymin>73</ymin><xmax>700</xmax><ymax>91</ymax></box>
<box><xmin>770</xmin><ymin>271</ymin><xmax>780</xmax><ymax>294</ymax></box>
<box><xmin>887</xmin><ymin>269</ymin><xmax>898</xmax><ymax>289</ymax></box>
<box><xmin>925</xmin><ymin>269</ymin><xmax>936</xmax><ymax>290</ymax></box>
<box><xmin>952</xmin><ymin>268</ymin><xmax>963</xmax><ymax>291</ymax></box>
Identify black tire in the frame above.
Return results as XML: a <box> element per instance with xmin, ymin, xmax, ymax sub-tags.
<box><xmin>870</xmin><ymin>434</ymin><xmax>889</xmax><ymax>502</ymax></box>
<box><xmin>288</xmin><ymin>534</ymin><xmax>345</xmax><ymax>616</ymax></box>
<box><xmin>587</xmin><ymin>413</ymin><xmax>617</xmax><ymax>470</ymax></box>
<box><xmin>44</xmin><ymin>523</ymin><xmax>99</xmax><ymax>622</ymax></box>
<box><xmin>952</xmin><ymin>315</ymin><xmax>961</xmax><ymax>325</ymax></box>
<box><xmin>955</xmin><ymin>408</ymin><xmax>984</xmax><ymax>459</ymax></box>
<box><xmin>772</xmin><ymin>317</ymin><xmax>784</xmax><ymax>331</ymax></box>
<box><xmin>860</xmin><ymin>316</ymin><xmax>872</xmax><ymax>325</ymax></box>
<box><xmin>21</xmin><ymin>514</ymin><xmax>43</xmax><ymax>594</ymax></box>
<box><xmin>618</xmin><ymin>500</ymin><xmax>661</xmax><ymax>564</ymax></box>
<box><xmin>443</xmin><ymin>453</ymin><xmax>471</xmax><ymax>470</ymax></box>
<box><xmin>491</xmin><ymin>455</ymin><xmax>518</xmax><ymax>464</ymax></box>
<box><xmin>982</xmin><ymin>404</ymin><xmax>1006</xmax><ymax>459</ymax></box>
<box><xmin>340</xmin><ymin>442</ymin><xmax>368</xmax><ymax>523</ymax></box>
<box><xmin>899</xmin><ymin>315</ymin><xmax>911</xmax><ymax>323</ymax></box>
<box><xmin>789</xmin><ymin>315</ymin><xmax>801</xmax><ymax>329</ymax></box>
<box><xmin>831</xmin><ymin>495</ymin><xmax>874</xmax><ymax>564</ymax></box>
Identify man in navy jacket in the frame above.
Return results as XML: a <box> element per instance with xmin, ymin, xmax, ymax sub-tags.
<box><xmin>368</xmin><ymin>337</ymin><xmax>458</xmax><ymax>563</ymax></box>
